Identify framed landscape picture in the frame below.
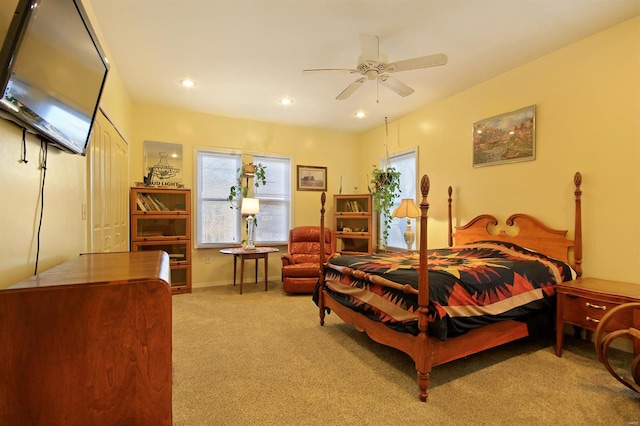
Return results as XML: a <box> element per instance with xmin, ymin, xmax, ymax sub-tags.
<box><xmin>472</xmin><ymin>105</ymin><xmax>536</xmax><ymax>167</ymax></box>
<box><xmin>297</xmin><ymin>165</ymin><xmax>327</xmax><ymax>191</ymax></box>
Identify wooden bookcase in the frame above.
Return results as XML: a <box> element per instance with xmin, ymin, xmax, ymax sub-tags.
<box><xmin>333</xmin><ymin>194</ymin><xmax>374</xmax><ymax>254</ymax></box>
<box><xmin>130</xmin><ymin>187</ymin><xmax>192</xmax><ymax>293</ymax></box>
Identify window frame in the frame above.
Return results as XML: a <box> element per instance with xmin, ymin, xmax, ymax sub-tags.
<box><xmin>194</xmin><ymin>148</ymin><xmax>242</xmax><ymax>248</ymax></box>
<box><xmin>382</xmin><ymin>147</ymin><xmax>419</xmax><ymax>250</ymax></box>
<box><xmin>252</xmin><ymin>155</ymin><xmax>292</xmax><ymax>246</ymax></box>
<box><xmin>194</xmin><ymin>148</ymin><xmax>292</xmax><ymax>249</ymax></box>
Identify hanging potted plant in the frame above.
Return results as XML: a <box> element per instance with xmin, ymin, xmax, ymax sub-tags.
<box><xmin>370</xmin><ymin>164</ymin><xmax>401</xmax><ymax>248</ymax></box>
<box><xmin>227</xmin><ymin>162</ymin><xmax>267</xmax><ymax>208</ymax></box>
<box><xmin>242</xmin><ymin>162</ymin><xmax>256</xmax><ymax>177</ymax></box>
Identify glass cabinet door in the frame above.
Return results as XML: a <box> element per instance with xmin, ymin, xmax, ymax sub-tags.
<box><xmin>132</xmin><ymin>216</ymin><xmax>190</xmax><ymax>240</ymax></box>
<box><xmin>132</xmin><ymin>241</ymin><xmax>190</xmax><ymax>264</ymax></box>
<box><xmin>131</xmin><ymin>188</ymin><xmax>190</xmax><ymax>214</ymax></box>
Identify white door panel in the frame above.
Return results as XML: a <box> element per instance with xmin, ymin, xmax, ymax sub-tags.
<box><xmin>88</xmin><ymin>111</ymin><xmax>129</xmax><ymax>253</ymax></box>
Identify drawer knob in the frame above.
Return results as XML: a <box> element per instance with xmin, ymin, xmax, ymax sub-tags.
<box><xmin>585</xmin><ymin>302</ymin><xmax>607</xmax><ymax>310</ymax></box>
<box><xmin>586</xmin><ymin>316</ymin><xmax>600</xmax><ymax>323</ymax></box>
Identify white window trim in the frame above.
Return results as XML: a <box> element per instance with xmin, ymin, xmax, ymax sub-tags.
<box><xmin>193</xmin><ymin>147</ymin><xmax>292</xmax><ymax>248</ymax></box>
<box><xmin>384</xmin><ymin>146</ymin><xmax>419</xmax><ymax>250</ymax></box>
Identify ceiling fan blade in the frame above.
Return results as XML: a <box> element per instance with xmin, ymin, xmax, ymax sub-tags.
<box><xmin>336</xmin><ymin>77</ymin><xmax>366</xmax><ymax>100</ymax></box>
<box><xmin>379</xmin><ymin>75</ymin><xmax>414</xmax><ymax>97</ymax></box>
<box><xmin>359</xmin><ymin>34</ymin><xmax>379</xmax><ymax>64</ymax></box>
<box><xmin>386</xmin><ymin>53</ymin><xmax>448</xmax><ymax>72</ymax></box>
<box><xmin>303</xmin><ymin>68</ymin><xmax>358</xmax><ymax>74</ymax></box>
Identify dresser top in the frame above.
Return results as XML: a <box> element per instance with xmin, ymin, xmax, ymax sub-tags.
<box><xmin>7</xmin><ymin>251</ymin><xmax>170</xmax><ymax>290</ymax></box>
<box><xmin>557</xmin><ymin>276</ymin><xmax>640</xmax><ymax>299</ymax></box>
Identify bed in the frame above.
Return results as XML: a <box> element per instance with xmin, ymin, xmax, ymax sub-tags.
<box><xmin>316</xmin><ymin>172</ymin><xmax>583</xmax><ymax>401</ymax></box>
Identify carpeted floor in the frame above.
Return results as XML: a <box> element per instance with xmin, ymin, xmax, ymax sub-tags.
<box><xmin>171</xmin><ymin>281</ymin><xmax>640</xmax><ymax>425</ymax></box>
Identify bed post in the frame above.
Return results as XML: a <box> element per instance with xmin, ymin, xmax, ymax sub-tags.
<box><xmin>416</xmin><ymin>175</ymin><xmax>431</xmax><ymax>402</ymax></box>
<box><xmin>573</xmin><ymin>172</ymin><xmax>583</xmax><ymax>277</ymax></box>
<box><xmin>319</xmin><ymin>192</ymin><xmax>327</xmax><ymax>325</ymax></box>
<box><xmin>447</xmin><ymin>186</ymin><xmax>453</xmax><ymax>247</ymax></box>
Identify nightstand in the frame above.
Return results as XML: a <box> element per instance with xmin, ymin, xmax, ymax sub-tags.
<box><xmin>556</xmin><ymin>277</ymin><xmax>640</xmax><ymax>357</ymax></box>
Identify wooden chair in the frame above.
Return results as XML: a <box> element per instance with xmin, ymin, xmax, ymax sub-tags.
<box><xmin>594</xmin><ymin>302</ymin><xmax>640</xmax><ymax>393</ymax></box>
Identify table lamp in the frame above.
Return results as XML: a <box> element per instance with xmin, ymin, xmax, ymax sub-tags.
<box><xmin>392</xmin><ymin>198</ymin><xmax>421</xmax><ymax>250</ymax></box>
<box><xmin>241</xmin><ymin>197</ymin><xmax>260</xmax><ymax>250</ymax></box>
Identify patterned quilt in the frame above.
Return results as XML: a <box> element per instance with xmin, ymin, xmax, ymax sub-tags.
<box><xmin>320</xmin><ymin>240</ymin><xmax>576</xmax><ymax>339</ymax></box>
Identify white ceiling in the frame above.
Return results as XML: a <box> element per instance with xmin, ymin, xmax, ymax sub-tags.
<box><xmin>87</xmin><ymin>0</ymin><xmax>640</xmax><ymax>134</ymax></box>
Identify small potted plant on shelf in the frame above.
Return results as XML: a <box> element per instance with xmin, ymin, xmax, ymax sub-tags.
<box><xmin>370</xmin><ymin>164</ymin><xmax>401</xmax><ymax>249</ymax></box>
<box><xmin>227</xmin><ymin>162</ymin><xmax>267</xmax><ymax>208</ymax></box>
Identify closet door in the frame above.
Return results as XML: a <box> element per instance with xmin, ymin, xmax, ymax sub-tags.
<box><xmin>87</xmin><ymin>110</ymin><xmax>129</xmax><ymax>253</ymax></box>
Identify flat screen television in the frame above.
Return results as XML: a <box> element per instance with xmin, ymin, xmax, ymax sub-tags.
<box><xmin>0</xmin><ymin>0</ymin><xmax>109</xmax><ymax>155</ymax></box>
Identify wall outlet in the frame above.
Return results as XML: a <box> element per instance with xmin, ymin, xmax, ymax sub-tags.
<box><xmin>205</xmin><ymin>256</ymin><xmax>211</xmax><ymax>264</ymax></box>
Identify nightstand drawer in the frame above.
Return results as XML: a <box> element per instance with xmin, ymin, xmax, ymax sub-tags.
<box><xmin>556</xmin><ymin>277</ymin><xmax>640</xmax><ymax>357</ymax></box>
<box><xmin>562</xmin><ymin>294</ymin><xmax>630</xmax><ymax>331</ymax></box>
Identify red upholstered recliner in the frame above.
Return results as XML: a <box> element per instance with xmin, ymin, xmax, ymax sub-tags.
<box><xmin>281</xmin><ymin>226</ymin><xmax>334</xmax><ymax>294</ymax></box>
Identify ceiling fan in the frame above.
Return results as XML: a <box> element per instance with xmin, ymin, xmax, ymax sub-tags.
<box><xmin>303</xmin><ymin>34</ymin><xmax>448</xmax><ymax>100</ymax></box>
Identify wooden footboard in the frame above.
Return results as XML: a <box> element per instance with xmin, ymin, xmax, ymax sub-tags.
<box><xmin>318</xmin><ymin>172</ymin><xmax>583</xmax><ymax>402</ymax></box>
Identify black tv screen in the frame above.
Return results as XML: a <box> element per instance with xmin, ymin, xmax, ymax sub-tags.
<box><xmin>0</xmin><ymin>0</ymin><xmax>109</xmax><ymax>155</ymax></box>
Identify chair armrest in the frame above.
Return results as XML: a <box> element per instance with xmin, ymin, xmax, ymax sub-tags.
<box><xmin>281</xmin><ymin>254</ymin><xmax>295</xmax><ymax>267</ymax></box>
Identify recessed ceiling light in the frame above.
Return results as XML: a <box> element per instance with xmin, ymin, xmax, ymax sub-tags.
<box><xmin>355</xmin><ymin>111</ymin><xmax>366</xmax><ymax>118</ymax></box>
<box><xmin>280</xmin><ymin>98</ymin><xmax>293</xmax><ymax>105</ymax></box>
<box><xmin>180</xmin><ymin>79</ymin><xmax>195</xmax><ymax>88</ymax></box>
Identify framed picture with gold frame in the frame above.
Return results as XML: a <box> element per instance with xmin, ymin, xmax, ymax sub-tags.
<box><xmin>472</xmin><ymin>105</ymin><xmax>536</xmax><ymax>167</ymax></box>
<box><xmin>297</xmin><ymin>165</ymin><xmax>327</xmax><ymax>191</ymax></box>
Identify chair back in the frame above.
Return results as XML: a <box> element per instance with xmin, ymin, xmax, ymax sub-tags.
<box><xmin>288</xmin><ymin>226</ymin><xmax>333</xmax><ymax>264</ymax></box>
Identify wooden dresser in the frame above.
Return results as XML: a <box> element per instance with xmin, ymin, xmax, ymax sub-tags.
<box><xmin>0</xmin><ymin>251</ymin><xmax>173</xmax><ymax>425</ymax></box>
<box><xmin>556</xmin><ymin>277</ymin><xmax>640</xmax><ymax>357</ymax></box>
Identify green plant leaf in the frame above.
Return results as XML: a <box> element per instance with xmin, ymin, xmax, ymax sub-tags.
<box><xmin>370</xmin><ymin>165</ymin><xmax>401</xmax><ymax>246</ymax></box>
<box><xmin>227</xmin><ymin>162</ymin><xmax>268</xmax><ymax>209</ymax></box>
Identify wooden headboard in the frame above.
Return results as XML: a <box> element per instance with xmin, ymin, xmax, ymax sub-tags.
<box><xmin>449</xmin><ymin>172</ymin><xmax>583</xmax><ymax>276</ymax></box>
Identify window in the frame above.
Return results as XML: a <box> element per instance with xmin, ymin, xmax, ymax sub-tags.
<box><xmin>196</xmin><ymin>150</ymin><xmax>241</xmax><ymax>247</ymax></box>
<box><xmin>195</xmin><ymin>150</ymin><xmax>291</xmax><ymax>247</ymax></box>
<box><xmin>384</xmin><ymin>149</ymin><xmax>418</xmax><ymax>249</ymax></box>
<box><xmin>253</xmin><ymin>155</ymin><xmax>291</xmax><ymax>245</ymax></box>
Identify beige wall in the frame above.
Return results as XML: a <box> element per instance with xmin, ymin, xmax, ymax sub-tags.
<box><xmin>360</xmin><ymin>16</ymin><xmax>640</xmax><ymax>283</ymax></box>
<box><xmin>1</xmin><ymin>15</ymin><xmax>638</xmax><ymax>289</ymax></box>
<box><xmin>0</xmin><ymin>125</ymin><xmax>87</xmax><ymax>286</ymax></box>
<box><xmin>81</xmin><ymin>0</ymin><xmax>133</xmax><ymax>140</ymax></box>
<box><xmin>130</xmin><ymin>104</ymin><xmax>359</xmax><ymax>287</ymax></box>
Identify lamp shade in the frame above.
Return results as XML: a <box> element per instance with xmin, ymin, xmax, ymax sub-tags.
<box><xmin>241</xmin><ymin>198</ymin><xmax>260</xmax><ymax>215</ymax></box>
<box><xmin>392</xmin><ymin>198</ymin><xmax>420</xmax><ymax>219</ymax></box>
